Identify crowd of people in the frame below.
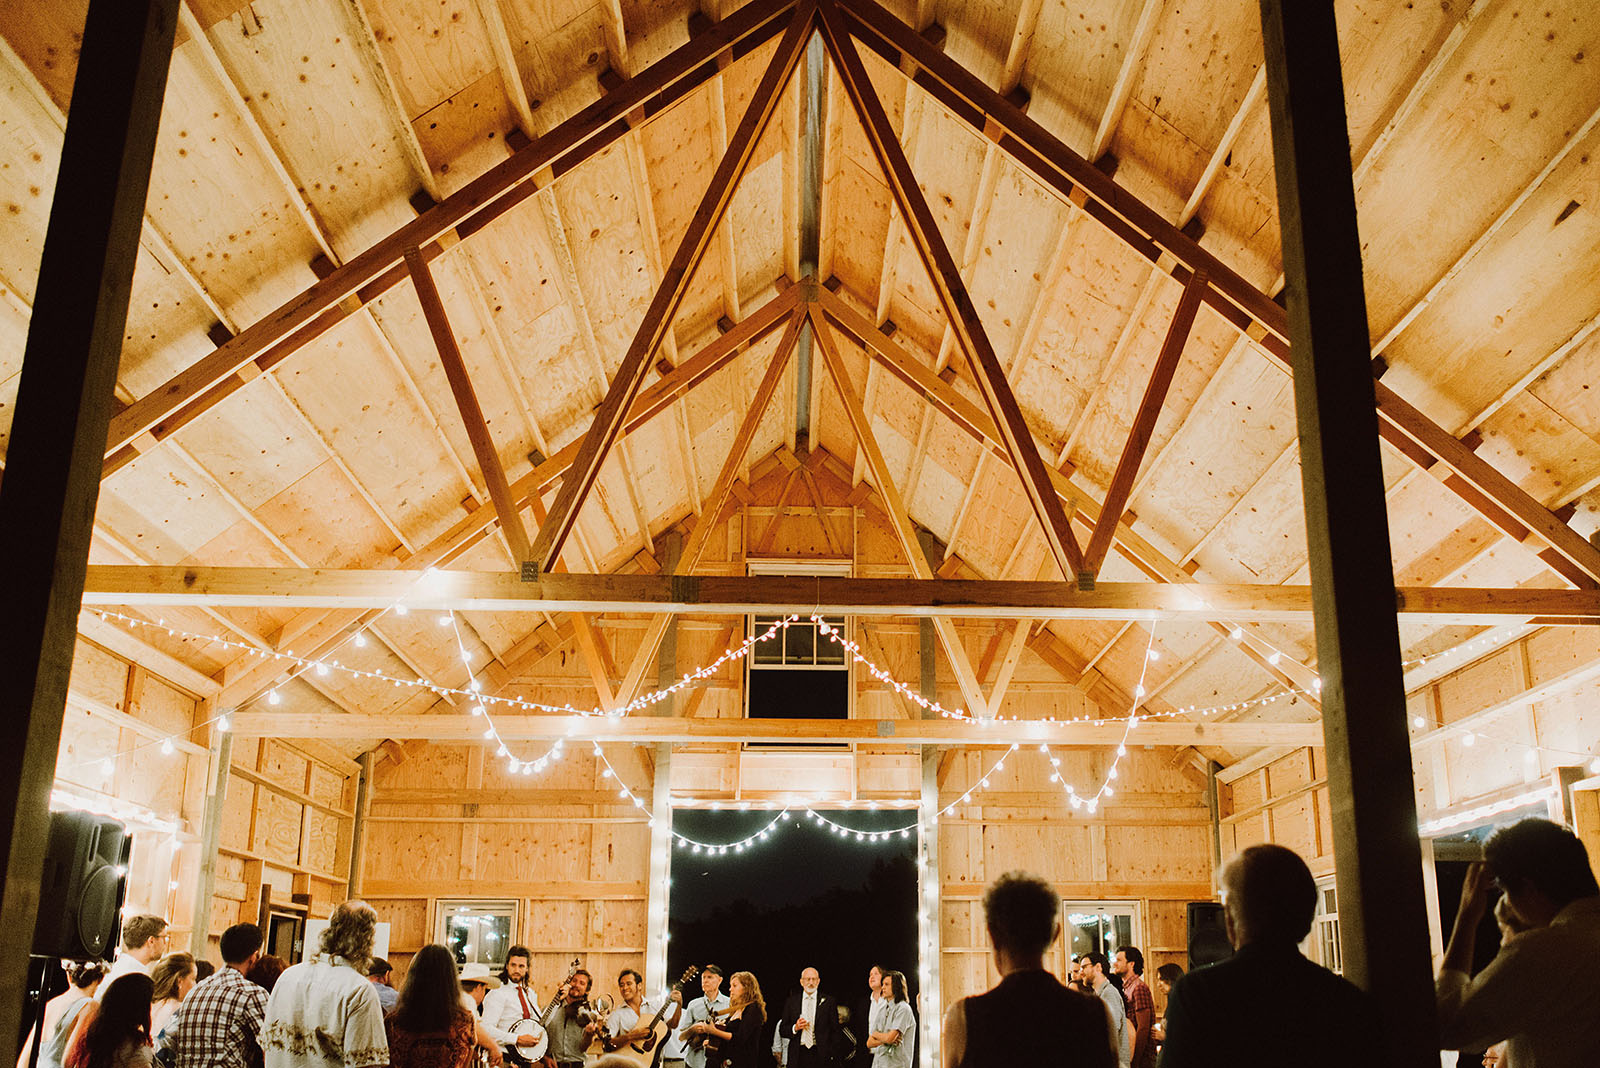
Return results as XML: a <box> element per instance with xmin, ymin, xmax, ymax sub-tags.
<box><xmin>20</xmin><ymin>817</ymin><xmax>1596</xmax><ymax>1068</ymax></box>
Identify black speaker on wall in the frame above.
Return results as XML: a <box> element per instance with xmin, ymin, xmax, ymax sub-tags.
<box><xmin>31</xmin><ymin>810</ymin><xmax>131</xmax><ymax>960</ymax></box>
<box><xmin>1187</xmin><ymin>901</ymin><xmax>1232</xmax><ymax>970</ymax></box>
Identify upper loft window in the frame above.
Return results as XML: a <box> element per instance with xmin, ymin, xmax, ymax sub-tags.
<box><xmin>745</xmin><ymin>560</ymin><xmax>851</xmax><ymax>738</ymax></box>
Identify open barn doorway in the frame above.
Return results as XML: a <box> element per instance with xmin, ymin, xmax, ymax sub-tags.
<box><xmin>666</xmin><ymin>808</ymin><xmax>920</xmax><ymax>1061</ymax></box>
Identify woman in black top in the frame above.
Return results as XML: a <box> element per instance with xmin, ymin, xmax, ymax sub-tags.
<box><xmin>695</xmin><ymin>970</ymin><xmax>766</xmax><ymax>1068</ymax></box>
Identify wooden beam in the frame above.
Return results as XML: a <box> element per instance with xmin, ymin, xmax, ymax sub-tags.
<box><xmin>613</xmin><ymin>309</ymin><xmax>807</xmax><ymax>707</ymax></box>
<box><xmin>1089</xmin><ymin>0</ymin><xmax>1163</xmax><ymax>161</ymax></box>
<box><xmin>811</xmin><ymin>314</ymin><xmax>991</xmax><ymax>715</ymax></box>
<box><xmin>0</xmin><ymin>0</ymin><xmax>177</xmax><ymax>1054</ymax></box>
<box><xmin>841</xmin><ymin>0</ymin><xmax>1600</xmax><ymax>592</ymax></box>
<box><xmin>405</xmin><ymin>247</ymin><xmax>532</xmax><ymax>562</ymax></box>
<box><xmin>1179</xmin><ymin>66</ymin><xmax>1265</xmax><ymax>228</ymax></box>
<box><xmin>230</xmin><ymin>711</ymin><xmax>1325</xmax><ymax>747</ymax></box>
<box><xmin>1082</xmin><ymin>270</ymin><xmax>1207</xmax><ymax>578</ymax></box>
<box><xmin>83</xmin><ymin>566</ymin><xmax>1600</xmax><ymax>625</ymax></box>
<box><xmin>101</xmin><ymin>0</ymin><xmax>800</xmax><ymax>475</ymax></box>
<box><xmin>1260</xmin><ymin>0</ymin><xmax>1434</xmax><ymax>1057</ymax></box>
<box><xmin>821</xmin><ymin>5</ymin><xmax>1086</xmax><ymax>582</ymax></box>
<box><xmin>527</xmin><ymin>1</ymin><xmax>817</xmax><ymax>571</ymax></box>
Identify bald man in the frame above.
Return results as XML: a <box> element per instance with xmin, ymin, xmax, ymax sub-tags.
<box><xmin>779</xmin><ymin>967</ymin><xmax>839</xmax><ymax>1068</ymax></box>
<box><xmin>1159</xmin><ymin>844</ymin><xmax>1374</xmax><ymax>1068</ymax></box>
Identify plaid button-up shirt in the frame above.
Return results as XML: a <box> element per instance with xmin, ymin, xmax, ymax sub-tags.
<box><xmin>166</xmin><ymin>965</ymin><xmax>268</xmax><ymax>1068</ymax></box>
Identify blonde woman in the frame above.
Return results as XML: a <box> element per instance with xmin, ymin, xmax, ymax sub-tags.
<box><xmin>689</xmin><ymin>971</ymin><xmax>765</xmax><ymax>1068</ymax></box>
<box><xmin>147</xmin><ymin>954</ymin><xmax>196</xmax><ymax>1037</ymax></box>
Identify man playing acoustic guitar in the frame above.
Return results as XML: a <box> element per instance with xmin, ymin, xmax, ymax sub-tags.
<box><xmin>603</xmin><ymin>968</ymin><xmax>685</xmax><ymax>1064</ymax></box>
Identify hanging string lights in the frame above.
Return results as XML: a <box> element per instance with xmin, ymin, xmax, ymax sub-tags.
<box><xmin>80</xmin><ymin>609</ymin><xmax>1600</xmax><ymax>789</ymax></box>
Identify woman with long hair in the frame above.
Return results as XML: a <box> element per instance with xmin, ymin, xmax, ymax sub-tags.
<box><xmin>64</xmin><ymin>972</ymin><xmax>154</xmax><ymax>1068</ymax></box>
<box><xmin>693</xmin><ymin>971</ymin><xmax>765</xmax><ymax>1068</ymax></box>
<box><xmin>867</xmin><ymin>971</ymin><xmax>914</xmax><ymax>1068</ymax></box>
<box><xmin>383</xmin><ymin>945</ymin><xmax>477</xmax><ymax>1068</ymax></box>
<box><xmin>20</xmin><ymin>962</ymin><xmax>105</xmax><ymax>1068</ymax></box>
<box><xmin>147</xmin><ymin>954</ymin><xmax>195</xmax><ymax>1037</ymax></box>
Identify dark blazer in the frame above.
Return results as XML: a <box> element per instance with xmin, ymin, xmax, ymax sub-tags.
<box><xmin>779</xmin><ymin>990</ymin><xmax>839</xmax><ymax>1067</ymax></box>
<box><xmin>1158</xmin><ymin>941</ymin><xmax>1376</xmax><ymax>1068</ymax></box>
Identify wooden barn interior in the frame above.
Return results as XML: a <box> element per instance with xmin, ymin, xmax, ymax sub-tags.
<box><xmin>2</xmin><ymin>0</ymin><xmax>1600</xmax><ymax>1062</ymax></box>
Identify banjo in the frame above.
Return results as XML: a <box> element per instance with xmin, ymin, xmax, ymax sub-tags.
<box><xmin>504</xmin><ymin>957</ymin><xmax>580</xmax><ymax>1064</ymax></box>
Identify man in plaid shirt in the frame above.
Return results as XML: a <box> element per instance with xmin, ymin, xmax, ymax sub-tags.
<box><xmin>164</xmin><ymin>923</ymin><xmax>269</xmax><ymax>1068</ymax></box>
<box><xmin>1113</xmin><ymin>947</ymin><xmax>1156</xmax><ymax>1068</ymax></box>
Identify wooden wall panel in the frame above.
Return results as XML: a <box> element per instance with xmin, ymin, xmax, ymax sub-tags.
<box><xmin>220</xmin><ymin>780</ymin><xmax>256</xmax><ymax>850</ymax></box>
<box><xmin>260</xmin><ymin>740</ymin><xmax>311</xmax><ymax>793</ymax></box>
<box><xmin>308</xmin><ymin>763</ymin><xmax>346</xmax><ymax>809</ymax></box>
<box><xmin>253</xmin><ymin>789</ymin><xmax>304</xmax><ymax>866</ymax></box>
<box><xmin>1106</xmin><ymin>825</ymin><xmax>1211</xmax><ymax>884</ymax></box>
<box><xmin>69</xmin><ymin>640</ymin><xmax>131</xmax><ymax>712</ymax></box>
<box><xmin>139</xmin><ymin>676</ymin><xmax>198</xmax><ymax>737</ymax></box>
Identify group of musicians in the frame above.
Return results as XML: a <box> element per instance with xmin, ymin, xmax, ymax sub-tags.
<box><xmin>464</xmin><ymin>948</ymin><xmax>879</xmax><ymax>1068</ymax></box>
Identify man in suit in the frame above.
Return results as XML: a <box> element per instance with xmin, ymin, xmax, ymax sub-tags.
<box><xmin>778</xmin><ymin>966</ymin><xmax>837</xmax><ymax>1068</ymax></box>
<box><xmin>1159</xmin><ymin>844</ymin><xmax>1374</xmax><ymax>1068</ymax></box>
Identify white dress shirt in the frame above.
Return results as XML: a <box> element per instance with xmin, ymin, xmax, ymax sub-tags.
<box><xmin>799</xmin><ymin>992</ymin><xmax>818</xmax><ymax>1048</ymax></box>
<box><xmin>1437</xmin><ymin>896</ymin><xmax>1600</xmax><ymax>1067</ymax></box>
<box><xmin>482</xmin><ymin>983</ymin><xmax>542</xmax><ymax>1046</ymax></box>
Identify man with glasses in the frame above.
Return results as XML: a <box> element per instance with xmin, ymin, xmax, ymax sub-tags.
<box><xmin>101</xmin><ymin>914</ymin><xmax>168</xmax><ymax>997</ymax></box>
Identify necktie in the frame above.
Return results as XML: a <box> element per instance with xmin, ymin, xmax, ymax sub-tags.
<box><xmin>516</xmin><ymin>986</ymin><xmax>532</xmax><ymax>1018</ymax></box>
<box><xmin>802</xmin><ymin>994</ymin><xmax>815</xmax><ymax>1048</ymax></box>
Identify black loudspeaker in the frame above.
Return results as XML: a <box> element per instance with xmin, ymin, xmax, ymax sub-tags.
<box><xmin>1186</xmin><ymin>901</ymin><xmax>1232</xmax><ymax>970</ymax></box>
<box><xmin>31</xmin><ymin>810</ymin><xmax>131</xmax><ymax>960</ymax></box>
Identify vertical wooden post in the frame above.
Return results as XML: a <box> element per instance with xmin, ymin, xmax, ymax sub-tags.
<box><xmin>190</xmin><ymin>731</ymin><xmax>233</xmax><ymax>958</ymax></box>
<box><xmin>1258</xmin><ymin>2</ymin><xmax>1435</xmax><ymax>1063</ymax></box>
<box><xmin>918</xmin><ymin>749</ymin><xmax>941</xmax><ymax>1068</ymax></box>
<box><xmin>645</xmin><ymin>745</ymin><xmax>674</xmax><ymax>992</ymax></box>
<box><xmin>0</xmin><ymin>0</ymin><xmax>178</xmax><ymax>1054</ymax></box>
<box><xmin>348</xmin><ymin>751</ymin><xmax>375</xmax><ymax>895</ymax></box>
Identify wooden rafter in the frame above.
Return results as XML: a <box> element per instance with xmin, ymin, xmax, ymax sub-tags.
<box><xmin>526</xmin><ymin>0</ymin><xmax>818</xmax><ymax>572</ymax></box>
<box><xmin>816</xmin><ymin>287</ymin><xmax>1321</xmax><ymax>695</ymax></box>
<box><xmin>810</xmin><ymin>312</ymin><xmax>990</xmax><ymax>715</ymax></box>
<box><xmin>1082</xmin><ymin>270</ymin><xmax>1208</xmax><ymax>578</ymax></box>
<box><xmin>836</xmin><ymin>0</ymin><xmax>1600</xmax><ymax>590</ymax></box>
<box><xmin>1089</xmin><ymin>0</ymin><xmax>1163</xmax><ymax>161</ymax></box>
<box><xmin>100</xmin><ymin>0</ymin><xmax>800</xmax><ymax>476</ymax></box>
<box><xmin>82</xmin><ymin>568</ymin><xmax>1600</xmax><ymax>625</ymax></box>
<box><xmin>819</xmin><ymin>2</ymin><xmax>1086</xmax><ymax>582</ymax></box>
<box><xmin>613</xmin><ymin>309</ymin><xmax>808</xmax><ymax>708</ymax></box>
<box><xmin>405</xmin><ymin>248</ymin><xmax>531</xmax><ymax>562</ymax></box>
<box><xmin>230</xmin><ymin>711</ymin><xmax>1324</xmax><ymax>748</ymax></box>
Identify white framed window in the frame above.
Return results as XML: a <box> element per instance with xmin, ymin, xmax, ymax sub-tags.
<box><xmin>435</xmin><ymin>899</ymin><xmax>518</xmax><ymax>969</ymax></box>
<box><xmin>1062</xmin><ymin>901</ymin><xmax>1141</xmax><ymax>962</ymax></box>
<box><xmin>1309</xmin><ymin>880</ymin><xmax>1341</xmax><ymax>974</ymax></box>
<box><xmin>745</xmin><ymin>560</ymin><xmax>853</xmax><ymax>735</ymax></box>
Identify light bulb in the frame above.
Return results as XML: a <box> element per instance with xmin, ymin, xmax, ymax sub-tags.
<box><xmin>394</xmin><ymin>604</ymin><xmax>408</xmax><ymax>615</ymax></box>
<box><xmin>217</xmin><ymin>714</ymin><xmax>230</xmax><ymax>732</ymax></box>
<box><xmin>268</xmin><ymin>690</ymin><xmax>282</xmax><ymax>706</ymax></box>
<box><xmin>354</xmin><ymin>633</ymin><xmax>367</xmax><ymax>647</ymax></box>
<box><xmin>1229</xmin><ymin>626</ymin><xmax>1242</xmax><ymax>641</ymax></box>
<box><xmin>1462</xmin><ymin>732</ymin><xmax>1477</xmax><ymax>748</ymax></box>
<box><xmin>161</xmin><ymin>738</ymin><xmax>175</xmax><ymax>756</ymax></box>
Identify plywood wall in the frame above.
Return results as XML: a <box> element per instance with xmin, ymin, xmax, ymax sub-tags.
<box><xmin>362</xmin><ymin>742</ymin><xmax>652</xmax><ymax>989</ymax></box>
<box><xmin>1218</xmin><ymin>746</ymin><xmax>1331</xmax><ymax>880</ymax></box>
<box><xmin>936</xmin><ymin>747</ymin><xmax>1212</xmax><ymax>1016</ymax></box>
<box><xmin>56</xmin><ymin>636</ymin><xmax>211</xmax><ymax>947</ymax></box>
<box><xmin>207</xmin><ymin>737</ymin><xmax>358</xmax><ymax>956</ymax></box>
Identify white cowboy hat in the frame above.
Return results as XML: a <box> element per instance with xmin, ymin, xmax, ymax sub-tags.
<box><xmin>459</xmin><ymin>963</ymin><xmax>502</xmax><ymax>988</ymax></box>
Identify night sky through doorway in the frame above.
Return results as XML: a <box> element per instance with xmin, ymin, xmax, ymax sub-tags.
<box><xmin>667</xmin><ymin>809</ymin><xmax>919</xmax><ymax>1054</ymax></box>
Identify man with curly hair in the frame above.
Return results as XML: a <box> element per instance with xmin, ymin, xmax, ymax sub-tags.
<box><xmin>261</xmin><ymin>901</ymin><xmax>390</xmax><ymax>1068</ymax></box>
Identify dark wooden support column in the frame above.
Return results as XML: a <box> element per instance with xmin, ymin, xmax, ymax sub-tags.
<box><xmin>0</xmin><ymin>0</ymin><xmax>178</xmax><ymax>1055</ymax></box>
<box><xmin>1258</xmin><ymin>2</ymin><xmax>1435</xmax><ymax>1064</ymax></box>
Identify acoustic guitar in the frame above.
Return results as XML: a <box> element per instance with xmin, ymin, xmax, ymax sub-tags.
<box><xmin>603</xmin><ymin>966</ymin><xmax>698</xmax><ymax>1068</ymax></box>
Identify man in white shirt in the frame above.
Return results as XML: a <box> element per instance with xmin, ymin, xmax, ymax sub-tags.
<box><xmin>261</xmin><ymin>901</ymin><xmax>388</xmax><ymax>1068</ymax></box>
<box><xmin>778</xmin><ymin>967</ymin><xmax>837</xmax><ymax>1068</ymax></box>
<box><xmin>481</xmin><ymin>946</ymin><xmax>546</xmax><ymax>1065</ymax></box>
<box><xmin>101</xmin><ymin>914</ymin><xmax>168</xmax><ymax>998</ymax></box>
<box><xmin>854</xmin><ymin>967</ymin><xmax>882</xmax><ymax>1068</ymax></box>
<box><xmin>604</xmin><ymin>968</ymin><xmax>682</xmax><ymax>1057</ymax></box>
<box><xmin>680</xmin><ymin>967</ymin><xmax>729</xmax><ymax>1068</ymax></box>
<box><xmin>1437</xmin><ymin>817</ymin><xmax>1600</xmax><ymax>1066</ymax></box>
